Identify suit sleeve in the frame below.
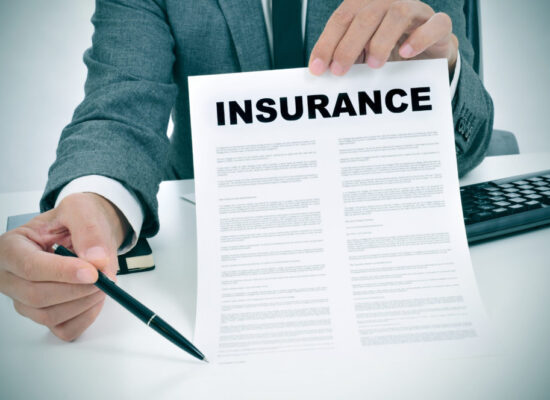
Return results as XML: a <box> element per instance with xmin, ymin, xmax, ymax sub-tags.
<box><xmin>40</xmin><ymin>0</ymin><xmax>177</xmax><ymax>237</ymax></box>
<box><xmin>431</xmin><ymin>0</ymin><xmax>494</xmax><ymax>177</ymax></box>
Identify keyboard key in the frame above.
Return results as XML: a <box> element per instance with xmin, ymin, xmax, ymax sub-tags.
<box><xmin>505</xmin><ymin>193</ymin><xmax>521</xmax><ymax>198</ymax></box>
<box><xmin>534</xmin><ymin>182</ymin><xmax>548</xmax><ymax>186</ymax></box>
<box><xmin>542</xmin><ymin>174</ymin><xmax>550</xmax><ymax>179</ymax></box>
<box><xmin>504</xmin><ymin>188</ymin><xmax>519</xmax><ymax>193</ymax></box>
<box><xmin>520</xmin><ymin>190</ymin><xmax>536</xmax><ymax>195</ymax></box>
<box><xmin>513</xmin><ymin>180</ymin><xmax>529</xmax><ymax>185</ymax></box>
<box><xmin>509</xmin><ymin>204</ymin><xmax>524</xmax><ymax>210</ymax></box>
<box><xmin>542</xmin><ymin>191</ymin><xmax>550</xmax><ymax>197</ymax></box>
<box><xmin>528</xmin><ymin>177</ymin><xmax>543</xmax><ymax>182</ymax></box>
<box><xmin>525</xmin><ymin>200</ymin><xmax>542</xmax><ymax>209</ymax></box>
<box><xmin>518</xmin><ymin>185</ymin><xmax>534</xmax><ymax>190</ymax></box>
<box><xmin>483</xmin><ymin>186</ymin><xmax>501</xmax><ymax>192</ymax></box>
<box><xmin>526</xmin><ymin>194</ymin><xmax>543</xmax><ymax>199</ymax></box>
<box><xmin>493</xmin><ymin>207</ymin><xmax>508</xmax><ymax>213</ymax></box>
<box><xmin>475</xmin><ymin>212</ymin><xmax>493</xmax><ymax>221</ymax></box>
<box><xmin>473</xmin><ymin>198</ymin><xmax>488</xmax><ymax>204</ymax></box>
<box><xmin>494</xmin><ymin>201</ymin><xmax>511</xmax><ymax>207</ymax></box>
<box><xmin>498</xmin><ymin>183</ymin><xmax>514</xmax><ymax>189</ymax></box>
<box><xmin>491</xmin><ymin>196</ymin><xmax>506</xmax><ymax>201</ymax></box>
<box><xmin>488</xmin><ymin>191</ymin><xmax>504</xmax><ymax>196</ymax></box>
<box><xmin>510</xmin><ymin>198</ymin><xmax>526</xmax><ymax>203</ymax></box>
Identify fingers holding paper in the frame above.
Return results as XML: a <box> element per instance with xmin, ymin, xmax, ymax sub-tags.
<box><xmin>0</xmin><ymin>193</ymin><xmax>128</xmax><ymax>341</ymax></box>
<box><xmin>309</xmin><ymin>0</ymin><xmax>458</xmax><ymax>76</ymax></box>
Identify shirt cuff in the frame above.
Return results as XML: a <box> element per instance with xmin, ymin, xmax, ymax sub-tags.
<box><xmin>55</xmin><ymin>175</ymin><xmax>144</xmax><ymax>254</ymax></box>
<box><xmin>449</xmin><ymin>51</ymin><xmax>461</xmax><ymax>99</ymax></box>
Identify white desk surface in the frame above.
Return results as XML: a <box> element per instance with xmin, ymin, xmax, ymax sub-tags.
<box><xmin>1</xmin><ymin>153</ymin><xmax>549</xmax><ymax>399</ymax></box>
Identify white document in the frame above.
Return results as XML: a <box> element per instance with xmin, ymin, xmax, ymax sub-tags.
<box><xmin>189</xmin><ymin>60</ymin><xmax>490</xmax><ymax>366</ymax></box>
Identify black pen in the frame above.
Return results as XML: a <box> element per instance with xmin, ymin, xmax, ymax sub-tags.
<box><xmin>52</xmin><ymin>244</ymin><xmax>208</xmax><ymax>363</ymax></box>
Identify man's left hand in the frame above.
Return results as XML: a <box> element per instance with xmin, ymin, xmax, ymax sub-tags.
<box><xmin>309</xmin><ymin>0</ymin><xmax>458</xmax><ymax>76</ymax></box>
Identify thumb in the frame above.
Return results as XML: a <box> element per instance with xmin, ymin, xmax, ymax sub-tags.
<box><xmin>81</xmin><ymin>246</ymin><xmax>119</xmax><ymax>281</ymax></box>
<box><xmin>73</xmin><ymin>231</ymin><xmax>119</xmax><ymax>282</ymax></box>
<box><xmin>58</xmin><ymin>194</ymin><xmax>121</xmax><ymax>281</ymax></box>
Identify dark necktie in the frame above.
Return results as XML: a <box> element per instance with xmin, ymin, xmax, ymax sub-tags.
<box><xmin>272</xmin><ymin>0</ymin><xmax>305</xmax><ymax>69</ymax></box>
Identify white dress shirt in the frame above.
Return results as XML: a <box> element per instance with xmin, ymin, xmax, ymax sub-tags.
<box><xmin>56</xmin><ymin>0</ymin><xmax>461</xmax><ymax>253</ymax></box>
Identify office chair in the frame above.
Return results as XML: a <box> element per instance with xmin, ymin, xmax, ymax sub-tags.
<box><xmin>464</xmin><ymin>0</ymin><xmax>520</xmax><ymax>156</ymax></box>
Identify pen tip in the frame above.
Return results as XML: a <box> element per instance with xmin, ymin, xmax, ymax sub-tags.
<box><xmin>203</xmin><ymin>357</ymin><xmax>209</xmax><ymax>363</ymax></box>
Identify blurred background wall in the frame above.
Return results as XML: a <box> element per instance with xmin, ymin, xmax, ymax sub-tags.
<box><xmin>0</xmin><ymin>1</ymin><xmax>94</xmax><ymax>193</ymax></box>
<box><xmin>0</xmin><ymin>0</ymin><xmax>549</xmax><ymax>193</ymax></box>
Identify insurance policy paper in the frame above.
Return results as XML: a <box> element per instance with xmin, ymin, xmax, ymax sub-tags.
<box><xmin>189</xmin><ymin>59</ymin><xmax>490</xmax><ymax>365</ymax></box>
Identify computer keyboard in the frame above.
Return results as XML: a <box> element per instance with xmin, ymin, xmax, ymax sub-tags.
<box><xmin>461</xmin><ymin>169</ymin><xmax>550</xmax><ymax>243</ymax></box>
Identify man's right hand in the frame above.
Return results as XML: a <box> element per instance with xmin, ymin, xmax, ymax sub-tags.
<box><xmin>0</xmin><ymin>192</ymin><xmax>129</xmax><ymax>341</ymax></box>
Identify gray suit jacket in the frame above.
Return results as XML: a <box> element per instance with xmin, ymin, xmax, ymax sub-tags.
<box><xmin>41</xmin><ymin>0</ymin><xmax>494</xmax><ymax>237</ymax></box>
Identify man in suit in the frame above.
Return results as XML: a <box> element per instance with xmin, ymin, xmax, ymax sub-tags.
<box><xmin>0</xmin><ymin>0</ymin><xmax>492</xmax><ymax>341</ymax></box>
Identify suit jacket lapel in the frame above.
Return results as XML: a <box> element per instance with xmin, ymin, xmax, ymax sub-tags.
<box><xmin>305</xmin><ymin>0</ymin><xmax>340</xmax><ymax>59</ymax></box>
<box><xmin>217</xmin><ymin>0</ymin><xmax>271</xmax><ymax>71</ymax></box>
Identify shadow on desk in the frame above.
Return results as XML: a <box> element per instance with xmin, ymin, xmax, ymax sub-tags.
<box><xmin>39</xmin><ymin>330</ymin><xmax>199</xmax><ymax>366</ymax></box>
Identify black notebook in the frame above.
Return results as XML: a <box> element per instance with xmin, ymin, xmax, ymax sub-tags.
<box><xmin>6</xmin><ymin>212</ymin><xmax>154</xmax><ymax>275</ymax></box>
